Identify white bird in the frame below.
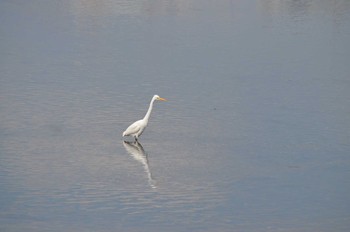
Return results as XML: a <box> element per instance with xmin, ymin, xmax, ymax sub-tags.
<box><xmin>122</xmin><ymin>95</ymin><xmax>167</xmax><ymax>141</ymax></box>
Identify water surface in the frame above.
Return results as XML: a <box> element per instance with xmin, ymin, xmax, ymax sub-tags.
<box><xmin>1</xmin><ymin>1</ymin><xmax>350</xmax><ymax>231</ymax></box>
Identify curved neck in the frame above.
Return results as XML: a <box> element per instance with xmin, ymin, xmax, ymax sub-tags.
<box><xmin>143</xmin><ymin>98</ymin><xmax>155</xmax><ymax>122</ymax></box>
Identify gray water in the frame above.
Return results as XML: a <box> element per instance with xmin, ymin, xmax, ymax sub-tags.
<box><xmin>1</xmin><ymin>1</ymin><xmax>350</xmax><ymax>231</ymax></box>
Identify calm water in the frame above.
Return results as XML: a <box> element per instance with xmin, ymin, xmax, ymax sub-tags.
<box><xmin>1</xmin><ymin>0</ymin><xmax>350</xmax><ymax>231</ymax></box>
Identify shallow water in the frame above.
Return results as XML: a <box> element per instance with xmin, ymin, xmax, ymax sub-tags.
<box><xmin>1</xmin><ymin>0</ymin><xmax>350</xmax><ymax>231</ymax></box>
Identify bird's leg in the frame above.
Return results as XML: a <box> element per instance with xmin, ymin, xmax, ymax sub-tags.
<box><xmin>134</xmin><ymin>136</ymin><xmax>138</xmax><ymax>142</ymax></box>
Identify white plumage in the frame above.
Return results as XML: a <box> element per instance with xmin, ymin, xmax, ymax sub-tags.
<box><xmin>122</xmin><ymin>95</ymin><xmax>167</xmax><ymax>141</ymax></box>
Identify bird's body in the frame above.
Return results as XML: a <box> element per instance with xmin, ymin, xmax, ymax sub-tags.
<box><xmin>122</xmin><ymin>95</ymin><xmax>166</xmax><ymax>141</ymax></box>
<box><xmin>122</xmin><ymin>119</ymin><xmax>147</xmax><ymax>139</ymax></box>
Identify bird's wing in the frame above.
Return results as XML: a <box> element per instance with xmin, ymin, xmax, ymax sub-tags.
<box><xmin>123</xmin><ymin>120</ymin><xmax>142</xmax><ymax>136</ymax></box>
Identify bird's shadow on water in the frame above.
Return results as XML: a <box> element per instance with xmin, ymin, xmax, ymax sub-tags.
<box><xmin>122</xmin><ymin>140</ymin><xmax>157</xmax><ymax>189</ymax></box>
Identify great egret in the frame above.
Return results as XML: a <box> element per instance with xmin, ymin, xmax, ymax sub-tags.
<box><xmin>122</xmin><ymin>95</ymin><xmax>167</xmax><ymax>141</ymax></box>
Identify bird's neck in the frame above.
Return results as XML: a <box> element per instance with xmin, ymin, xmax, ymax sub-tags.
<box><xmin>143</xmin><ymin>98</ymin><xmax>155</xmax><ymax>123</ymax></box>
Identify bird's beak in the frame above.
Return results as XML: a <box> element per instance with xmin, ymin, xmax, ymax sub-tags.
<box><xmin>158</xmin><ymin>97</ymin><xmax>167</xmax><ymax>101</ymax></box>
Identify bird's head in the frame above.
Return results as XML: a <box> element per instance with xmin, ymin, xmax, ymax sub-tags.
<box><xmin>154</xmin><ymin>95</ymin><xmax>167</xmax><ymax>101</ymax></box>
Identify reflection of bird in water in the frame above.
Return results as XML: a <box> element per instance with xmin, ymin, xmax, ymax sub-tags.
<box><xmin>122</xmin><ymin>95</ymin><xmax>167</xmax><ymax>141</ymax></box>
<box><xmin>123</xmin><ymin>141</ymin><xmax>157</xmax><ymax>189</ymax></box>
